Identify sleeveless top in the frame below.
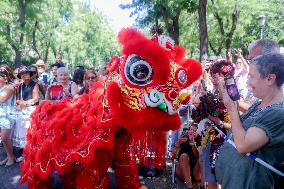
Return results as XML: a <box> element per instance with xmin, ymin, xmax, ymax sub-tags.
<box><xmin>0</xmin><ymin>85</ymin><xmax>16</xmax><ymax>126</ymax></box>
<box><xmin>0</xmin><ymin>85</ymin><xmax>14</xmax><ymax>106</ymax></box>
<box><xmin>18</xmin><ymin>80</ymin><xmax>36</xmax><ymax>101</ymax></box>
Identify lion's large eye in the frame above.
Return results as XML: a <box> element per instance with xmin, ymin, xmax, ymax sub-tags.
<box><xmin>124</xmin><ymin>54</ymin><xmax>153</xmax><ymax>86</ymax></box>
<box><xmin>175</xmin><ymin>68</ymin><xmax>188</xmax><ymax>87</ymax></box>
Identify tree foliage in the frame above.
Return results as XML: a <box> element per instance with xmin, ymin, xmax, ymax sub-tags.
<box><xmin>120</xmin><ymin>0</ymin><xmax>198</xmax><ymax>44</ymax></box>
<box><xmin>0</xmin><ymin>0</ymin><xmax>119</xmax><ymax>69</ymax></box>
<box><xmin>121</xmin><ymin>0</ymin><xmax>284</xmax><ymax>59</ymax></box>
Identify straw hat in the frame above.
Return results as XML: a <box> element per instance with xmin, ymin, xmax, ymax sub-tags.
<box><xmin>35</xmin><ymin>59</ymin><xmax>47</xmax><ymax>69</ymax></box>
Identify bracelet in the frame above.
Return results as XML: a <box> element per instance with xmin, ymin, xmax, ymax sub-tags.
<box><xmin>174</xmin><ymin>145</ymin><xmax>180</xmax><ymax>148</ymax></box>
<box><xmin>189</xmin><ymin>142</ymin><xmax>196</xmax><ymax>146</ymax></box>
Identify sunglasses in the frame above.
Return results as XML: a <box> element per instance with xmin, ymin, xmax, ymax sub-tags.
<box><xmin>87</xmin><ymin>76</ymin><xmax>96</xmax><ymax>81</ymax></box>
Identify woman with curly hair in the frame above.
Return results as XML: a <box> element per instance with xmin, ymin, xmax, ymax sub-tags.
<box><xmin>192</xmin><ymin>59</ymin><xmax>234</xmax><ymax>189</ymax></box>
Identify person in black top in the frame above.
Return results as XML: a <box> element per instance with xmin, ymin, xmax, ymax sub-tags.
<box><xmin>28</xmin><ymin>65</ymin><xmax>46</xmax><ymax>100</ymax></box>
<box><xmin>14</xmin><ymin>66</ymin><xmax>40</xmax><ymax>162</ymax></box>
<box><xmin>55</xmin><ymin>53</ymin><xmax>65</xmax><ymax>67</ymax></box>
<box><xmin>16</xmin><ymin>66</ymin><xmax>40</xmax><ymax>107</ymax></box>
<box><xmin>172</xmin><ymin>123</ymin><xmax>201</xmax><ymax>189</ymax></box>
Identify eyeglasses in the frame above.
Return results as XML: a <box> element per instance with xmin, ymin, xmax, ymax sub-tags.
<box><xmin>87</xmin><ymin>76</ymin><xmax>96</xmax><ymax>81</ymax></box>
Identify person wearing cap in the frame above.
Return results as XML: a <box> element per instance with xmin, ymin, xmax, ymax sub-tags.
<box><xmin>13</xmin><ymin>66</ymin><xmax>39</xmax><ymax>162</ymax></box>
<box><xmin>0</xmin><ymin>64</ymin><xmax>16</xmax><ymax>167</ymax></box>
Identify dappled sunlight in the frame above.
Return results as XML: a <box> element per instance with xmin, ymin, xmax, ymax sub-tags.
<box><xmin>11</xmin><ymin>175</ymin><xmax>21</xmax><ymax>186</ymax></box>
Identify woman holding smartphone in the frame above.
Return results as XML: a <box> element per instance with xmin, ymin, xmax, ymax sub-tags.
<box><xmin>215</xmin><ymin>54</ymin><xmax>284</xmax><ymax>189</ymax></box>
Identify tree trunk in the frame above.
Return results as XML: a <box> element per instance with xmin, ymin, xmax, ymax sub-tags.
<box><xmin>44</xmin><ymin>41</ymin><xmax>50</xmax><ymax>63</ymax></box>
<box><xmin>225</xmin><ymin>4</ymin><xmax>240</xmax><ymax>59</ymax></box>
<box><xmin>172</xmin><ymin>16</ymin><xmax>180</xmax><ymax>45</ymax></box>
<box><xmin>14</xmin><ymin>0</ymin><xmax>27</xmax><ymax>67</ymax></box>
<box><xmin>15</xmin><ymin>50</ymin><xmax>22</xmax><ymax>67</ymax></box>
<box><xmin>210</xmin><ymin>0</ymin><xmax>239</xmax><ymax>59</ymax></box>
<box><xmin>160</xmin><ymin>6</ymin><xmax>180</xmax><ymax>45</ymax></box>
<box><xmin>198</xmin><ymin>0</ymin><xmax>208</xmax><ymax>61</ymax></box>
<box><xmin>32</xmin><ymin>21</ymin><xmax>41</xmax><ymax>59</ymax></box>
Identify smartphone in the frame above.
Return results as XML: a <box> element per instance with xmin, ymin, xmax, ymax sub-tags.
<box><xmin>225</xmin><ymin>76</ymin><xmax>240</xmax><ymax>101</ymax></box>
<box><xmin>43</xmin><ymin>75</ymin><xmax>48</xmax><ymax>85</ymax></box>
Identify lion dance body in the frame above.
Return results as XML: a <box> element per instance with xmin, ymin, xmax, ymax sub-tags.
<box><xmin>20</xmin><ymin>28</ymin><xmax>202</xmax><ymax>189</ymax></box>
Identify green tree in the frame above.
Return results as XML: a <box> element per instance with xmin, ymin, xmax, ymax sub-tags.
<box><xmin>120</xmin><ymin>0</ymin><xmax>198</xmax><ymax>44</ymax></box>
<box><xmin>56</xmin><ymin>1</ymin><xmax>119</xmax><ymax>69</ymax></box>
<box><xmin>207</xmin><ymin>0</ymin><xmax>284</xmax><ymax>57</ymax></box>
<box><xmin>0</xmin><ymin>0</ymin><xmax>120</xmax><ymax>69</ymax></box>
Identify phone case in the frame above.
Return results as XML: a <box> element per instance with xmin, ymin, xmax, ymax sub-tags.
<box><xmin>225</xmin><ymin>76</ymin><xmax>240</xmax><ymax>101</ymax></box>
<box><xmin>50</xmin><ymin>85</ymin><xmax>63</xmax><ymax>98</ymax></box>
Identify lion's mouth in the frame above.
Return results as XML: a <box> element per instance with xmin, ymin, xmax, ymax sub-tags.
<box><xmin>144</xmin><ymin>90</ymin><xmax>176</xmax><ymax>115</ymax></box>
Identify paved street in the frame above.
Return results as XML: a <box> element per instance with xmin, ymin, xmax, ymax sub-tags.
<box><xmin>0</xmin><ymin>145</ymin><xmax>182</xmax><ymax>189</ymax></box>
<box><xmin>0</xmin><ymin>146</ymin><xmax>27</xmax><ymax>189</ymax></box>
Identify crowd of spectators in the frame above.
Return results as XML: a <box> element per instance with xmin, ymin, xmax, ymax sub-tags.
<box><xmin>168</xmin><ymin>39</ymin><xmax>284</xmax><ymax>189</ymax></box>
<box><xmin>0</xmin><ymin>39</ymin><xmax>283</xmax><ymax>189</ymax></box>
<box><xmin>0</xmin><ymin>54</ymin><xmax>106</xmax><ymax>166</ymax></box>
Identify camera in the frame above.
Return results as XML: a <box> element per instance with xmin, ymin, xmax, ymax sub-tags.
<box><xmin>181</xmin><ymin>127</ymin><xmax>189</xmax><ymax>137</ymax></box>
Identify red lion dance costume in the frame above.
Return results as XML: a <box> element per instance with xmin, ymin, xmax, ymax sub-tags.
<box><xmin>20</xmin><ymin>28</ymin><xmax>202</xmax><ymax>189</ymax></box>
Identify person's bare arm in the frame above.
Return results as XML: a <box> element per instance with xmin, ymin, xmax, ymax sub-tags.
<box><xmin>171</xmin><ymin>136</ymin><xmax>188</xmax><ymax>159</ymax></box>
<box><xmin>0</xmin><ymin>86</ymin><xmax>14</xmax><ymax>103</ymax></box>
<box><xmin>208</xmin><ymin>115</ymin><xmax>231</xmax><ymax>130</ymax></box>
<box><xmin>230</xmin><ymin>108</ymin><xmax>268</xmax><ymax>153</ymax></box>
<box><xmin>45</xmin><ymin>86</ymin><xmax>51</xmax><ymax>100</ymax></box>
<box><xmin>71</xmin><ymin>82</ymin><xmax>79</xmax><ymax>97</ymax></box>
<box><xmin>236</xmin><ymin>48</ymin><xmax>249</xmax><ymax>70</ymax></box>
<box><xmin>238</xmin><ymin>100</ymin><xmax>251</xmax><ymax>113</ymax></box>
<box><xmin>227</xmin><ymin>51</ymin><xmax>233</xmax><ymax>64</ymax></box>
<box><xmin>217</xmin><ymin>75</ymin><xmax>269</xmax><ymax>153</ymax></box>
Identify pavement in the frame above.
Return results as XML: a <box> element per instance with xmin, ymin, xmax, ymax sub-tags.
<box><xmin>0</xmin><ymin>145</ymin><xmax>187</xmax><ymax>189</ymax></box>
<box><xmin>0</xmin><ymin>146</ymin><xmax>27</xmax><ymax>189</ymax></box>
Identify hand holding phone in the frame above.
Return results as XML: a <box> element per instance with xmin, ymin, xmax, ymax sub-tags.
<box><xmin>225</xmin><ymin>76</ymin><xmax>240</xmax><ymax>101</ymax></box>
<box><xmin>43</xmin><ymin>75</ymin><xmax>48</xmax><ymax>86</ymax></box>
